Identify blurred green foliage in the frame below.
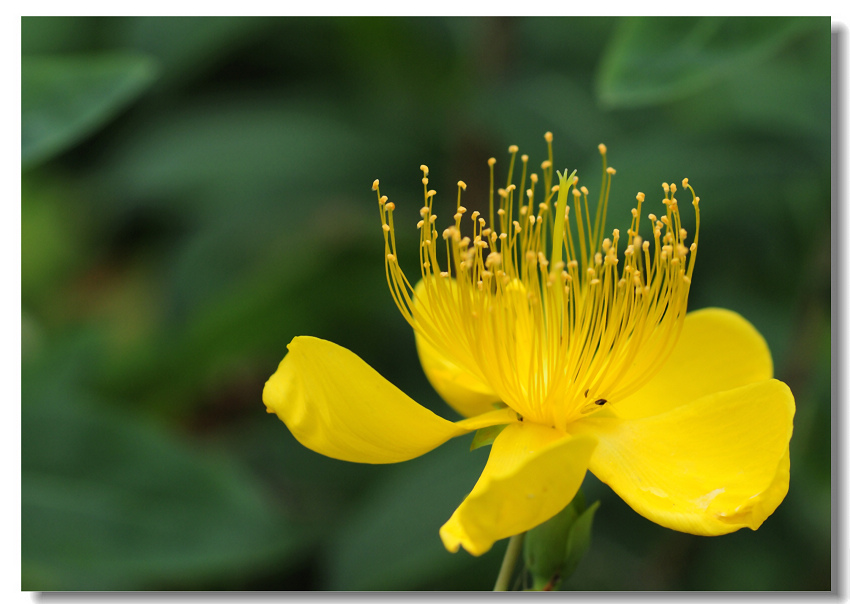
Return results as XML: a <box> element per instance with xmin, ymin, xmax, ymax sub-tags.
<box><xmin>21</xmin><ymin>16</ymin><xmax>831</xmax><ymax>590</ymax></box>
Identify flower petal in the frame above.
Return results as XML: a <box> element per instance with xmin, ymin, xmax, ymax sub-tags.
<box><xmin>415</xmin><ymin>331</ymin><xmax>501</xmax><ymax>418</ymax></box>
<box><xmin>439</xmin><ymin>423</ymin><xmax>597</xmax><ymax>556</ymax></box>
<box><xmin>263</xmin><ymin>336</ymin><xmax>517</xmax><ymax>464</ymax></box>
<box><xmin>412</xmin><ymin>279</ymin><xmax>500</xmax><ymax>418</ymax></box>
<box><xmin>572</xmin><ymin>379</ymin><xmax>794</xmax><ymax>535</ymax></box>
<box><xmin>615</xmin><ymin>308</ymin><xmax>774</xmax><ymax>419</ymax></box>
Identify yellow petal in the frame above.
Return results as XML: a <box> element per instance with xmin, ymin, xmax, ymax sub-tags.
<box><xmin>572</xmin><ymin>379</ymin><xmax>794</xmax><ymax>535</ymax></box>
<box><xmin>412</xmin><ymin>280</ymin><xmax>499</xmax><ymax>418</ymax></box>
<box><xmin>615</xmin><ymin>308</ymin><xmax>774</xmax><ymax>419</ymax></box>
<box><xmin>415</xmin><ymin>331</ymin><xmax>501</xmax><ymax>418</ymax></box>
<box><xmin>439</xmin><ymin>423</ymin><xmax>597</xmax><ymax>556</ymax></box>
<box><xmin>263</xmin><ymin>336</ymin><xmax>517</xmax><ymax>464</ymax></box>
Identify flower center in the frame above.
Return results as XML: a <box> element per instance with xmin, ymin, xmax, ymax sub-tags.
<box><xmin>372</xmin><ymin>133</ymin><xmax>700</xmax><ymax>431</ymax></box>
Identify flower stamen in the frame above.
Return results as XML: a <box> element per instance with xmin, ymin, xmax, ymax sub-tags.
<box><xmin>374</xmin><ymin>135</ymin><xmax>700</xmax><ymax>431</ymax></box>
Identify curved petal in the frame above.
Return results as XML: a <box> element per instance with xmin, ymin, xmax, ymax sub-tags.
<box><xmin>415</xmin><ymin>331</ymin><xmax>501</xmax><ymax>418</ymax></box>
<box><xmin>263</xmin><ymin>336</ymin><xmax>517</xmax><ymax>464</ymax></box>
<box><xmin>615</xmin><ymin>308</ymin><xmax>774</xmax><ymax>419</ymax></box>
<box><xmin>572</xmin><ymin>379</ymin><xmax>794</xmax><ymax>535</ymax></box>
<box><xmin>412</xmin><ymin>280</ymin><xmax>500</xmax><ymax>418</ymax></box>
<box><xmin>439</xmin><ymin>423</ymin><xmax>597</xmax><ymax>556</ymax></box>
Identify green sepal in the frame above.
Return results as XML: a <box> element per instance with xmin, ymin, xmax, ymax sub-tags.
<box><xmin>562</xmin><ymin>499</ymin><xmax>600</xmax><ymax>583</ymax></box>
<box><xmin>523</xmin><ymin>489</ymin><xmax>600</xmax><ymax>590</ymax></box>
<box><xmin>469</xmin><ymin>424</ymin><xmax>508</xmax><ymax>451</ymax></box>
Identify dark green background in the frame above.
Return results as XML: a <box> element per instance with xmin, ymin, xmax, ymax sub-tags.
<box><xmin>21</xmin><ymin>16</ymin><xmax>831</xmax><ymax>591</ymax></box>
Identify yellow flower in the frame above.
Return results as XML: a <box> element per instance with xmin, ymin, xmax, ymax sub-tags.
<box><xmin>263</xmin><ymin>134</ymin><xmax>795</xmax><ymax>557</ymax></box>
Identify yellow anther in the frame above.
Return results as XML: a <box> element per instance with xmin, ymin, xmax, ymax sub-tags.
<box><xmin>636</xmin><ymin>192</ymin><xmax>645</xmax><ymax>202</ymax></box>
<box><xmin>440</xmin><ymin>271</ymin><xmax>449</xmax><ymax>278</ymax></box>
<box><xmin>530</xmin><ymin>173</ymin><xmax>538</xmax><ymax>183</ymax></box>
<box><xmin>420</xmin><ymin>164</ymin><xmax>429</xmax><ymax>175</ymax></box>
<box><xmin>542</xmin><ymin>160</ymin><xmax>552</xmax><ymax>170</ymax></box>
<box><xmin>631</xmin><ymin>208</ymin><xmax>638</xmax><ymax>217</ymax></box>
<box><xmin>497</xmin><ymin>208</ymin><xmax>506</xmax><ymax>216</ymax></box>
<box><xmin>430</xmin><ymin>215</ymin><xmax>437</xmax><ymax>223</ymax></box>
<box><xmin>551</xmin><ymin>185</ymin><xmax>559</xmax><ymax>193</ymax></box>
<box><xmin>379</xmin><ymin>195</ymin><xmax>388</xmax><ymax>204</ymax></box>
<box><xmin>662</xmin><ymin>182</ymin><xmax>670</xmax><ymax>193</ymax></box>
<box><xmin>422</xmin><ymin>177</ymin><xmax>429</xmax><ymax>185</ymax></box>
<box><xmin>458</xmin><ymin>180</ymin><xmax>467</xmax><ymax>190</ymax></box>
<box><xmin>372</xmin><ymin>179</ymin><xmax>380</xmax><ymax>190</ymax></box>
<box><xmin>385</xmin><ymin>202</ymin><xmax>396</xmax><ymax>211</ymax></box>
<box><xmin>598</xmin><ymin>143</ymin><xmax>607</xmax><ymax>154</ymax></box>
<box><xmin>458</xmin><ymin>206</ymin><xmax>467</xmax><ymax>214</ymax></box>
<box><xmin>581</xmin><ymin>186</ymin><xmax>589</xmax><ymax>195</ymax></box>
<box><xmin>606</xmin><ymin>167</ymin><xmax>616</xmax><ymax>175</ymax></box>
<box><xmin>382</xmin><ymin>224</ymin><xmax>391</xmax><ymax>232</ymax></box>
<box><xmin>682</xmin><ymin>178</ymin><xmax>689</xmax><ymax>189</ymax></box>
<box><xmin>544</xmin><ymin>132</ymin><xmax>553</xmax><ymax>142</ymax></box>
<box><xmin>509</xmin><ymin>144</ymin><xmax>519</xmax><ymax>153</ymax></box>
<box><xmin>572</xmin><ymin>188</ymin><xmax>581</xmax><ymax>197</ymax></box>
<box><xmin>488</xmin><ymin>157</ymin><xmax>496</xmax><ymax>167</ymax></box>
<box><xmin>471</xmin><ymin>210</ymin><xmax>480</xmax><ymax>221</ymax></box>
<box><xmin>386</xmin><ymin>253</ymin><xmax>395</xmax><ymax>261</ymax></box>
<box><xmin>420</xmin><ymin>206</ymin><xmax>430</xmax><ymax>217</ymax></box>
<box><xmin>507</xmin><ymin>184</ymin><xmax>516</xmax><ymax>192</ymax></box>
<box><xmin>521</xmin><ymin>154</ymin><xmax>529</xmax><ymax>162</ymax></box>
<box><xmin>693</xmin><ymin>196</ymin><xmax>700</xmax><ymax>206</ymax></box>
<box><xmin>427</xmin><ymin>190</ymin><xmax>436</xmax><ymax>198</ymax></box>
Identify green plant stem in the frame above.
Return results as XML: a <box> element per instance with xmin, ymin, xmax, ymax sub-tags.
<box><xmin>493</xmin><ymin>533</ymin><xmax>525</xmax><ymax>591</ymax></box>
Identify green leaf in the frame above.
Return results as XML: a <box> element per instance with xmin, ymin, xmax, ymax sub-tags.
<box><xmin>470</xmin><ymin>424</ymin><xmax>508</xmax><ymax>451</ymax></box>
<box><xmin>22</xmin><ymin>53</ymin><xmax>158</xmax><ymax>168</ymax></box>
<box><xmin>562</xmin><ymin>500</ymin><xmax>601</xmax><ymax>583</ymax></box>
<box><xmin>597</xmin><ymin>17</ymin><xmax>823</xmax><ymax>108</ymax></box>
<box><xmin>523</xmin><ymin>491</ymin><xmax>582</xmax><ymax>590</ymax></box>
<box><xmin>22</xmin><ymin>379</ymin><xmax>302</xmax><ymax>590</ymax></box>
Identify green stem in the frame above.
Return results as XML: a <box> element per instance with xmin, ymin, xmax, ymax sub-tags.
<box><xmin>493</xmin><ymin>533</ymin><xmax>525</xmax><ymax>591</ymax></box>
